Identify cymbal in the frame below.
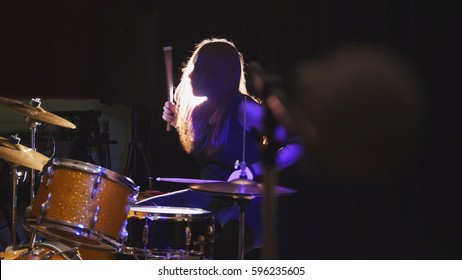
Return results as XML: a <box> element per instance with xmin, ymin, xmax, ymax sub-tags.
<box><xmin>0</xmin><ymin>96</ymin><xmax>76</xmax><ymax>129</ymax></box>
<box><xmin>0</xmin><ymin>136</ymin><xmax>49</xmax><ymax>170</ymax></box>
<box><xmin>189</xmin><ymin>178</ymin><xmax>297</xmax><ymax>198</ymax></box>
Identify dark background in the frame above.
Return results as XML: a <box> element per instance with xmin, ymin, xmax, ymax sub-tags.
<box><xmin>1</xmin><ymin>0</ymin><xmax>461</xmax><ymax>259</ymax></box>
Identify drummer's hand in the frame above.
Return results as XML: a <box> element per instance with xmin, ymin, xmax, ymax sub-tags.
<box><xmin>227</xmin><ymin>167</ymin><xmax>254</xmax><ymax>181</ymax></box>
<box><xmin>162</xmin><ymin>101</ymin><xmax>177</xmax><ymax>128</ymax></box>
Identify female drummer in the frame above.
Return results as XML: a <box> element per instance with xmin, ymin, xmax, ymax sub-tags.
<box><xmin>158</xmin><ymin>37</ymin><xmax>303</xmax><ymax>259</ymax></box>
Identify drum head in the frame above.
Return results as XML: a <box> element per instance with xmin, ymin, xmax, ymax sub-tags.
<box><xmin>130</xmin><ymin>205</ymin><xmax>210</xmax><ymax>215</ymax></box>
<box><xmin>129</xmin><ymin>206</ymin><xmax>211</xmax><ymax>221</ymax></box>
<box><xmin>51</xmin><ymin>158</ymin><xmax>138</xmax><ymax>192</ymax></box>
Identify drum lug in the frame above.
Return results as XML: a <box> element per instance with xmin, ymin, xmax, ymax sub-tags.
<box><xmin>46</xmin><ymin>166</ymin><xmax>54</xmax><ymax>187</ymax></box>
<box><xmin>46</xmin><ymin>165</ymin><xmax>55</xmax><ymax>178</ymax></box>
<box><xmin>142</xmin><ymin>219</ymin><xmax>149</xmax><ymax>246</ymax></box>
<box><xmin>127</xmin><ymin>186</ymin><xmax>140</xmax><ymax>204</ymax></box>
<box><xmin>91</xmin><ymin>175</ymin><xmax>102</xmax><ymax>199</ymax></box>
<box><xmin>130</xmin><ymin>192</ymin><xmax>139</xmax><ymax>204</ymax></box>
<box><xmin>38</xmin><ymin>193</ymin><xmax>52</xmax><ymax>223</ymax></box>
<box><xmin>209</xmin><ymin>224</ymin><xmax>215</xmax><ymax>243</ymax></box>
<box><xmin>195</xmin><ymin>235</ymin><xmax>206</xmax><ymax>254</ymax></box>
<box><xmin>120</xmin><ymin>219</ymin><xmax>129</xmax><ymax>243</ymax></box>
<box><xmin>185</xmin><ymin>226</ymin><xmax>192</xmax><ymax>246</ymax></box>
<box><xmin>89</xmin><ymin>206</ymin><xmax>100</xmax><ymax>233</ymax></box>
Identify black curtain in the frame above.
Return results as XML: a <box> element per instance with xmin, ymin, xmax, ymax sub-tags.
<box><xmin>143</xmin><ymin>0</ymin><xmax>461</xmax><ymax>260</ymax></box>
<box><xmin>2</xmin><ymin>0</ymin><xmax>460</xmax><ymax>259</ymax></box>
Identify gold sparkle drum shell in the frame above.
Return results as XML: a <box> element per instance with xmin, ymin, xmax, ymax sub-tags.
<box><xmin>25</xmin><ymin>158</ymin><xmax>139</xmax><ymax>251</ymax></box>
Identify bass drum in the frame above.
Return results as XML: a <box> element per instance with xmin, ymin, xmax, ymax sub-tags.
<box><xmin>4</xmin><ymin>241</ymin><xmax>81</xmax><ymax>260</ymax></box>
<box><xmin>0</xmin><ymin>242</ymin><xmax>117</xmax><ymax>260</ymax></box>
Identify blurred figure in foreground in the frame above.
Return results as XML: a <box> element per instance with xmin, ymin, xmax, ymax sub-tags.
<box><xmin>285</xmin><ymin>43</ymin><xmax>425</xmax><ymax>182</ymax></box>
<box><xmin>272</xmin><ymin>43</ymin><xmax>427</xmax><ymax>260</ymax></box>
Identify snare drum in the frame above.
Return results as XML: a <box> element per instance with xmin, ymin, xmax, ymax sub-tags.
<box><xmin>25</xmin><ymin>158</ymin><xmax>139</xmax><ymax>251</ymax></box>
<box><xmin>123</xmin><ymin>206</ymin><xmax>215</xmax><ymax>259</ymax></box>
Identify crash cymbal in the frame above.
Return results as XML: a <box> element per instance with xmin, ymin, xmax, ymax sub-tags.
<box><xmin>0</xmin><ymin>96</ymin><xmax>76</xmax><ymax>129</ymax></box>
<box><xmin>189</xmin><ymin>178</ymin><xmax>297</xmax><ymax>198</ymax></box>
<box><xmin>0</xmin><ymin>136</ymin><xmax>49</xmax><ymax>170</ymax></box>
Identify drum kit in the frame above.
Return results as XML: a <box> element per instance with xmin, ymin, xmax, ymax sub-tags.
<box><xmin>0</xmin><ymin>96</ymin><xmax>139</xmax><ymax>260</ymax></box>
<box><xmin>0</xmin><ymin>96</ymin><xmax>297</xmax><ymax>260</ymax></box>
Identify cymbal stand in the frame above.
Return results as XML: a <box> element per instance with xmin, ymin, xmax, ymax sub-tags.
<box><xmin>235</xmin><ymin>96</ymin><xmax>249</xmax><ymax>179</ymax></box>
<box><xmin>236</xmin><ymin>198</ymin><xmax>251</xmax><ymax>260</ymax></box>
<box><xmin>8</xmin><ymin>162</ymin><xmax>20</xmax><ymax>250</ymax></box>
<box><xmin>26</xmin><ymin>97</ymin><xmax>42</xmax><ymax>205</ymax></box>
<box><xmin>27</xmin><ymin>121</ymin><xmax>39</xmax><ymax>205</ymax></box>
<box><xmin>233</xmin><ymin>96</ymin><xmax>250</xmax><ymax>260</ymax></box>
<box><xmin>25</xmin><ymin>98</ymin><xmax>42</xmax><ymax>248</ymax></box>
<box><xmin>233</xmin><ymin>96</ymin><xmax>254</xmax><ymax>260</ymax></box>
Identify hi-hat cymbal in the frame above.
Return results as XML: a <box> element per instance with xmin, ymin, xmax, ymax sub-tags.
<box><xmin>189</xmin><ymin>178</ymin><xmax>297</xmax><ymax>198</ymax></box>
<box><xmin>0</xmin><ymin>96</ymin><xmax>76</xmax><ymax>129</ymax></box>
<box><xmin>0</xmin><ymin>136</ymin><xmax>49</xmax><ymax>170</ymax></box>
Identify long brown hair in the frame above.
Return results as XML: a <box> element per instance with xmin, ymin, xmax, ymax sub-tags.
<box><xmin>174</xmin><ymin>38</ymin><xmax>248</xmax><ymax>155</ymax></box>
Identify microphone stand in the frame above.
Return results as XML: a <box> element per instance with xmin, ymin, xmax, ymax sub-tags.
<box><xmin>261</xmin><ymin>77</ymin><xmax>281</xmax><ymax>260</ymax></box>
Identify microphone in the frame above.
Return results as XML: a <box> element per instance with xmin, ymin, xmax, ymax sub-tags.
<box><xmin>247</xmin><ymin>61</ymin><xmax>297</xmax><ymax>136</ymax></box>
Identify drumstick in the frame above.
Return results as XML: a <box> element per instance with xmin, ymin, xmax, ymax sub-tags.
<box><xmin>163</xmin><ymin>46</ymin><xmax>174</xmax><ymax>132</ymax></box>
<box><xmin>156</xmin><ymin>177</ymin><xmax>224</xmax><ymax>184</ymax></box>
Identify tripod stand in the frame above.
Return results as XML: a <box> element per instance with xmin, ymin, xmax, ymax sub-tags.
<box><xmin>124</xmin><ymin>105</ymin><xmax>151</xmax><ymax>182</ymax></box>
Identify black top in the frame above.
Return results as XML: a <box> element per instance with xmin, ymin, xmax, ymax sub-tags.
<box><xmin>193</xmin><ymin>96</ymin><xmax>262</xmax><ymax>181</ymax></box>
